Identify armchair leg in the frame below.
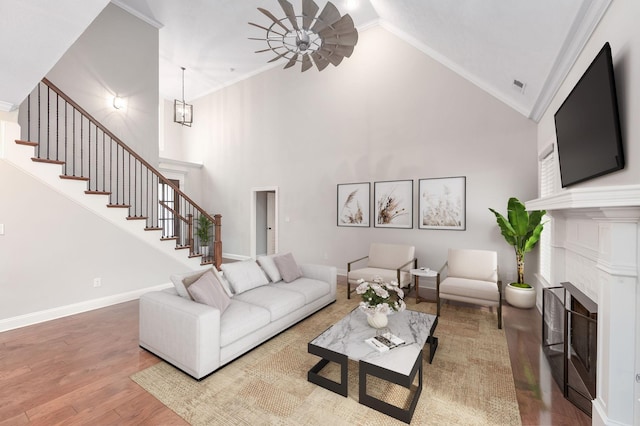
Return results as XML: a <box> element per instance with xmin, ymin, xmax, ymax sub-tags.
<box><xmin>497</xmin><ymin>301</ymin><xmax>502</xmax><ymax>329</ymax></box>
<box><xmin>347</xmin><ymin>281</ymin><xmax>351</xmax><ymax>299</ymax></box>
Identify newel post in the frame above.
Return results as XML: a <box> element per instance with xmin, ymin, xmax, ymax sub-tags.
<box><xmin>214</xmin><ymin>214</ymin><xmax>222</xmax><ymax>270</ymax></box>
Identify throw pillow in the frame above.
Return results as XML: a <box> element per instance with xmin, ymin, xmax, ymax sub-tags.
<box><xmin>212</xmin><ymin>267</ymin><xmax>234</xmax><ymax>297</ymax></box>
<box><xmin>273</xmin><ymin>252</ymin><xmax>302</xmax><ymax>283</ymax></box>
<box><xmin>220</xmin><ymin>260</ymin><xmax>269</xmax><ymax>294</ymax></box>
<box><xmin>257</xmin><ymin>254</ymin><xmax>282</xmax><ymax>282</ymax></box>
<box><xmin>170</xmin><ymin>268</ymin><xmax>212</xmax><ymax>299</ymax></box>
<box><xmin>187</xmin><ymin>270</ymin><xmax>231</xmax><ymax>312</ymax></box>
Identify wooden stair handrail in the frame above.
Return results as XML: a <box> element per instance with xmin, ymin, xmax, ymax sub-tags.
<box><xmin>40</xmin><ymin>78</ymin><xmax>217</xmax><ymax>226</ymax></box>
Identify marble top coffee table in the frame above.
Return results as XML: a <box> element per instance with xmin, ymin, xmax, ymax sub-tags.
<box><xmin>307</xmin><ymin>308</ymin><xmax>438</xmax><ymax>423</ymax></box>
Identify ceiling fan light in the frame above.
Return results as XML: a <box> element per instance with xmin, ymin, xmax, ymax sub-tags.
<box><xmin>249</xmin><ymin>0</ymin><xmax>357</xmax><ymax>72</ymax></box>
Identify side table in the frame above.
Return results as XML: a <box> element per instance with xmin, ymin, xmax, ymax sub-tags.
<box><xmin>410</xmin><ymin>268</ymin><xmax>439</xmax><ymax>304</ymax></box>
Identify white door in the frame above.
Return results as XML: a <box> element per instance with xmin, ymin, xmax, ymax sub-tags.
<box><xmin>267</xmin><ymin>191</ymin><xmax>276</xmax><ymax>255</ymax></box>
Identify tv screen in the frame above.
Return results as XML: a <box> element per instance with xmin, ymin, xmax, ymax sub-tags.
<box><xmin>554</xmin><ymin>42</ymin><xmax>624</xmax><ymax>187</ymax></box>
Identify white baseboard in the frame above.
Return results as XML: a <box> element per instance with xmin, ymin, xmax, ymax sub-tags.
<box><xmin>222</xmin><ymin>252</ymin><xmax>251</xmax><ymax>261</ymax></box>
<box><xmin>0</xmin><ymin>283</ymin><xmax>172</xmax><ymax>333</ymax></box>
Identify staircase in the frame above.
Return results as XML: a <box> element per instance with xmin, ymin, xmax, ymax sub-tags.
<box><xmin>11</xmin><ymin>78</ymin><xmax>222</xmax><ymax>269</ymax></box>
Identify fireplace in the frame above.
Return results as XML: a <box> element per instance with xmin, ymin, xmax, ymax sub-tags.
<box><xmin>542</xmin><ymin>282</ymin><xmax>597</xmax><ymax>416</ymax></box>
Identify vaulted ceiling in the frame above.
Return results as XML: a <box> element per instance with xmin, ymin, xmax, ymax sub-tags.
<box><xmin>0</xmin><ymin>1</ymin><xmax>610</xmax><ymax>121</ymax></box>
<box><xmin>115</xmin><ymin>0</ymin><xmax>611</xmax><ymax>121</ymax></box>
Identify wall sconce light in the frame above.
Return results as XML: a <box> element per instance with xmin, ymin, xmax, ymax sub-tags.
<box><xmin>174</xmin><ymin>66</ymin><xmax>193</xmax><ymax>126</ymax></box>
<box><xmin>113</xmin><ymin>96</ymin><xmax>126</xmax><ymax>110</ymax></box>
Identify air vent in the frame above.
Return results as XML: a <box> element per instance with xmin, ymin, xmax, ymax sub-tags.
<box><xmin>512</xmin><ymin>79</ymin><xmax>526</xmax><ymax>94</ymax></box>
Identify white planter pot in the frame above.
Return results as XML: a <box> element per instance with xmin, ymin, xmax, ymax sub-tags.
<box><xmin>504</xmin><ymin>283</ymin><xmax>536</xmax><ymax>309</ymax></box>
<box><xmin>367</xmin><ymin>312</ymin><xmax>389</xmax><ymax>329</ymax></box>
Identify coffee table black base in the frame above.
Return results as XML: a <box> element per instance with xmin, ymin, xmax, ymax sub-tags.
<box><xmin>359</xmin><ymin>349</ymin><xmax>423</xmax><ymax>424</ymax></box>
<box><xmin>427</xmin><ymin>335</ymin><xmax>438</xmax><ymax>363</ymax></box>
<box><xmin>307</xmin><ymin>343</ymin><xmax>348</xmax><ymax>397</ymax></box>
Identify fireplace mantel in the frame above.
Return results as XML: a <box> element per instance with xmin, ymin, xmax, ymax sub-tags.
<box><xmin>526</xmin><ymin>184</ymin><xmax>640</xmax><ymax>212</ymax></box>
<box><xmin>525</xmin><ymin>183</ymin><xmax>639</xmax><ymax>425</ymax></box>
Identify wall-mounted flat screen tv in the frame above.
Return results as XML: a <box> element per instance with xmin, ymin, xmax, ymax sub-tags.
<box><xmin>554</xmin><ymin>42</ymin><xmax>624</xmax><ymax>187</ymax></box>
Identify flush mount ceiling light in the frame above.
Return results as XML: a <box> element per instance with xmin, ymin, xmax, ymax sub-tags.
<box><xmin>249</xmin><ymin>0</ymin><xmax>358</xmax><ymax>72</ymax></box>
<box><xmin>174</xmin><ymin>66</ymin><xmax>193</xmax><ymax>127</ymax></box>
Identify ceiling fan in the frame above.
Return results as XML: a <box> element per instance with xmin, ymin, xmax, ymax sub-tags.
<box><xmin>249</xmin><ymin>0</ymin><xmax>358</xmax><ymax>72</ymax></box>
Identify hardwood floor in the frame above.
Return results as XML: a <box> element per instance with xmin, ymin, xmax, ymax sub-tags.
<box><xmin>0</xmin><ymin>282</ymin><xmax>591</xmax><ymax>425</ymax></box>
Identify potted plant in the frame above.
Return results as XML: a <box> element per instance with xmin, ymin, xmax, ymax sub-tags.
<box><xmin>489</xmin><ymin>197</ymin><xmax>546</xmax><ymax>309</ymax></box>
<box><xmin>196</xmin><ymin>214</ymin><xmax>213</xmax><ymax>260</ymax></box>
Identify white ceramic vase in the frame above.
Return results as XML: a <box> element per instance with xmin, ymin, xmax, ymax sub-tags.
<box><xmin>504</xmin><ymin>283</ymin><xmax>536</xmax><ymax>309</ymax></box>
<box><xmin>367</xmin><ymin>312</ymin><xmax>388</xmax><ymax>329</ymax></box>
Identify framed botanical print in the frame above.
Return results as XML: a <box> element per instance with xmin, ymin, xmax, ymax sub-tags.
<box><xmin>374</xmin><ymin>180</ymin><xmax>413</xmax><ymax>229</ymax></box>
<box><xmin>337</xmin><ymin>182</ymin><xmax>370</xmax><ymax>227</ymax></box>
<box><xmin>418</xmin><ymin>176</ymin><xmax>466</xmax><ymax>230</ymax></box>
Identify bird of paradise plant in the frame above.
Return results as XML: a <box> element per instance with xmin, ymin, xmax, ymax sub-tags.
<box><xmin>489</xmin><ymin>197</ymin><xmax>546</xmax><ymax>288</ymax></box>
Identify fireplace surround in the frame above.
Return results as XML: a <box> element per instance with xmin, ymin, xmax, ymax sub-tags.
<box><xmin>542</xmin><ymin>282</ymin><xmax>598</xmax><ymax>415</ymax></box>
<box><xmin>527</xmin><ymin>184</ymin><xmax>640</xmax><ymax>426</ymax></box>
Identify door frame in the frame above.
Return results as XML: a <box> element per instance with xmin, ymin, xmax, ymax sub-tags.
<box><xmin>250</xmin><ymin>186</ymin><xmax>279</xmax><ymax>259</ymax></box>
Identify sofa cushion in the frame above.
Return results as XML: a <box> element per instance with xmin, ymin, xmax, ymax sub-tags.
<box><xmin>170</xmin><ymin>268</ymin><xmax>211</xmax><ymax>299</ymax></box>
<box><xmin>187</xmin><ymin>270</ymin><xmax>231</xmax><ymax>313</ymax></box>
<box><xmin>257</xmin><ymin>254</ymin><xmax>282</xmax><ymax>282</ymax></box>
<box><xmin>233</xmin><ymin>286</ymin><xmax>305</xmax><ymax>321</ymax></box>
<box><xmin>273</xmin><ymin>252</ymin><xmax>302</xmax><ymax>283</ymax></box>
<box><xmin>220</xmin><ymin>260</ymin><xmax>269</xmax><ymax>294</ymax></box>
<box><xmin>270</xmin><ymin>277</ymin><xmax>330</xmax><ymax>304</ymax></box>
<box><xmin>440</xmin><ymin>276</ymin><xmax>500</xmax><ymax>302</ymax></box>
<box><xmin>220</xmin><ymin>300</ymin><xmax>271</xmax><ymax>347</ymax></box>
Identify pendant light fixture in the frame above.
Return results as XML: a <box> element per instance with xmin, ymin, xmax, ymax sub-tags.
<box><xmin>174</xmin><ymin>66</ymin><xmax>193</xmax><ymax>127</ymax></box>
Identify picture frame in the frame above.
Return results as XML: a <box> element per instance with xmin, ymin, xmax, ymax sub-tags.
<box><xmin>337</xmin><ymin>182</ymin><xmax>370</xmax><ymax>227</ymax></box>
<box><xmin>418</xmin><ymin>176</ymin><xmax>466</xmax><ymax>230</ymax></box>
<box><xmin>374</xmin><ymin>180</ymin><xmax>413</xmax><ymax>229</ymax></box>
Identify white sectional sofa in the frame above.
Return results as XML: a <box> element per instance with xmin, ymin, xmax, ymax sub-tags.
<box><xmin>139</xmin><ymin>256</ymin><xmax>337</xmax><ymax>380</ymax></box>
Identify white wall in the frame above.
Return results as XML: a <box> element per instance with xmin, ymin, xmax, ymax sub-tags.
<box><xmin>40</xmin><ymin>3</ymin><xmax>160</xmax><ymax>167</ymax></box>
<box><xmin>0</xmin><ymin>158</ymin><xmax>187</xmax><ymax>322</ymax></box>
<box><xmin>177</xmin><ymin>26</ymin><xmax>538</xmax><ymax>280</ymax></box>
<box><xmin>0</xmin><ymin>4</ymin><xmax>189</xmax><ymax>327</ymax></box>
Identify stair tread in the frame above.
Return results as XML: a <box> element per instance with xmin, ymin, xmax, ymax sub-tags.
<box><xmin>32</xmin><ymin>157</ymin><xmax>64</xmax><ymax>165</ymax></box>
<box><xmin>85</xmin><ymin>191</ymin><xmax>111</xmax><ymax>195</ymax></box>
<box><xmin>15</xmin><ymin>140</ymin><xmax>38</xmax><ymax>147</ymax></box>
<box><xmin>126</xmin><ymin>216</ymin><xmax>148</xmax><ymax>220</ymax></box>
<box><xmin>106</xmin><ymin>204</ymin><xmax>130</xmax><ymax>208</ymax></box>
<box><xmin>60</xmin><ymin>175</ymin><xmax>89</xmax><ymax>181</ymax></box>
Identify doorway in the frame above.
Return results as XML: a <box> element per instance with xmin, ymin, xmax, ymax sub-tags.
<box><xmin>251</xmin><ymin>187</ymin><xmax>278</xmax><ymax>258</ymax></box>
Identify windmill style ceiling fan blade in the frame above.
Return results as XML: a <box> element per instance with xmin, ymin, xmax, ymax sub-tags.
<box><xmin>284</xmin><ymin>53</ymin><xmax>299</xmax><ymax>69</ymax></box>
<box><xmin>301</xmin><ymin>0</ymin><xmax>319</xmax><ymax>30</ymax></box>
<box><xmin>268</xmin><ymin>51</ymin><xmax>289</xmax><ymax>63</ymax></box>
<box><xmin>301</xmin><ymin>54</ymin><xmax>313</xmax><ymax>72</ymax></box>
<box><xmin>318</xmin><ymin>14</ymin><xmax>355</xmax><ymax>36</ymax></box>
<box><xmin>311</xmin><ymin>2</ymin><xmax>341</xmax><ymax>33</ymax></box>
<box><xmin>311</xmin><ymin>51</ymin><xmax>331</xmax><ymax>71</ymax></box>
<box><xmin>323</xmin><ymin>32</ymin><xmax>358</xmax><ymax>47</ymax></box>
<box><xmin>248</xmin><ymin>22</ymin><xmax>285</xmax><ymax>37</ymax></box>
<box><xmin>257</xmin><ymin>7</ymin><xmax>289</xmax><ymax>32</ymax></box>
<box><xmin>249</xmin><ymin>0</ymin><xmax>357</xmax><ymax>72</ymax></box>
<box><xmin>317</xmin><ymin>49</ymin><xmax>343</xmax><ymax>67</ymax></box>
<box><xmin>323</xmin><ymin>43</ymin><xmax>355</xmax><ymax>58</ymax></box>
<box><xmin>278</xmin><ymin>0</ymin><xmax>300</xmax><ymax>31</ymax></box>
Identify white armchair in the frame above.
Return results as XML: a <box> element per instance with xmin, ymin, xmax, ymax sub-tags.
<box><xmin>347</xmin><ymin>243</ymin><xmax>417</xmax><ymax>299</ymax></box>
<box><xmin>437</xmin><ymin>249</ymin><xmax>502</xmax><ymax>329</ymax></box>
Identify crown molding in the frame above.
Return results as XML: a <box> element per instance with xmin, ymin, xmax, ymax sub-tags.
<box><xmin>529</xmin><ymin>0</ymin><xmax>613</xmax><ymax>122</ymax></box>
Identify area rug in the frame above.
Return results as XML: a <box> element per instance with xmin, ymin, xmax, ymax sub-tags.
<box><xmin>131</xmin><ymin>289</ymin><xmax>521</xmax><ymax>425</ymax></box>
